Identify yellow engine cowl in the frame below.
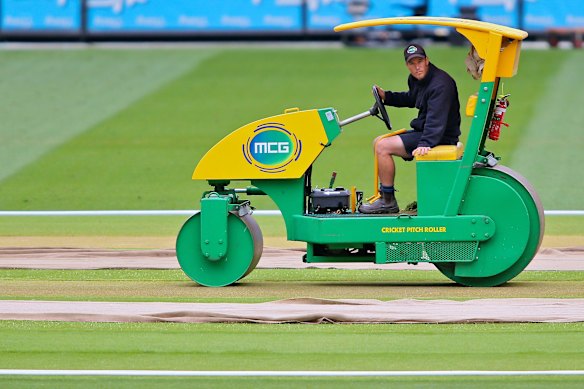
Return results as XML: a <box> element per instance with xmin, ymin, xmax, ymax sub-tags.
<box><xmin>193</xmin><ymin>108</ymin><xmax>341</xmax><ymax>180</ymax></box>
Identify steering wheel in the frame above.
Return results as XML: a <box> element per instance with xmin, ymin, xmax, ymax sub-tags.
<box><xmin>371</xmin><ymin>85</ymin><xmax>392</xmax><ymax>131</ymax></box>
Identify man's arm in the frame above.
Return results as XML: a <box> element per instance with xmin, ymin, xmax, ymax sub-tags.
<box><xmin>375</xmin><ymin>81</ymin><xmax>415</xmax><ymax>108</ymax></box>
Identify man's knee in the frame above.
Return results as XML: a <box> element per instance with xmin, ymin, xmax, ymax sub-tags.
<box><xmin>372</xmin><ymin>135</ymin><xmax>384</xmax><ymax>149</ymax></box>
<box><xmin>376</xmin><ymin>136</ymin><xmax>406</xmax><ymax>156</ymax></box>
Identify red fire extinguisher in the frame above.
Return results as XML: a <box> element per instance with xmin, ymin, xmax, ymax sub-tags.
<box><xmin>488</xmin><ymin>94</ymin><xmax>510</xmax><ymax>141</ymax></box>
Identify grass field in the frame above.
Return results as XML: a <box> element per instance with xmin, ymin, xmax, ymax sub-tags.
<box><xmin>1</xmin><ymin>267</ymin><xmax>583</xmax><ymax>387</ymax></box>
<box><xmin>0</xmin><ymin>47</ymin><xmax>583</xmax><ymax>238</ymax></box>
<box><xmin>2</xmin><ymin>376</ymin><xmax>583</xmax><ymax>389</ymax></box>
<box><xmin>1</xmin><ymin>321</ymin><xmax>583</xmax><ymax>375</ymax></box>
<box><xmin>1</xmin><ymin>46</ymin><xmax>583</xmax><ymax>387</ymax></box>
<box><xmin>1</xmin><ymin>269</ymin><xmax>584</xmax><ymax>302</ymax></box>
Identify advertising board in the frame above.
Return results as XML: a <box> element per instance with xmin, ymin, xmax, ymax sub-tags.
<box><xmin>86</xmin><ymin>0</ymin><xmax>303</xmax><ymax>33</ymax></box>
<box><xmin>1</xmin><ymin>0</ymin><xmax>81</xmax><ymax>32</ymax></box>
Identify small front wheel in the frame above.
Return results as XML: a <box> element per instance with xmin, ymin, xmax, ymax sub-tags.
<box><xmin>176</xmin><ymin>212</ymin><xmax>263</xmax><ymax>287</ymax></box>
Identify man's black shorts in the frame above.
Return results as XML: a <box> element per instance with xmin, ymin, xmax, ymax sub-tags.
<box><xmin>398</xmin><ymin>131</ymin><xmax>423</xmax><ymax>157</ymax></box>
<box><xmin>398</xmin><ymin>131</ymin><xmax>458</xmax><ymax>161</ymax></box>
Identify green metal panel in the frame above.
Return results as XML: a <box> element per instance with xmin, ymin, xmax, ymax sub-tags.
<box><xmin>416</xmin><ymin>160</ymin><xmax>460</xmax><ymax>215</ymax></box>
<box><xmin>252</xmin><ymin>178</ymin><xmax>305</xmax><ymax>240</ymax></box>
<box><xmin>292</xmin><ymin>214</ymin><xmax>495</xmax><ymax>244</ymax></box>
<box><xmin>478</xmin><ymin>78</ymin><xmax>500</xmax><ymax>154</ymax></box>
<box><xmin>444</xmin><ymin>81</ymin><xmax>497</xmax><ymax>216</ymax></box>
<box><xmin>318</xmin><ymin>108</ymin><xmax>342</xmax><ymax>144</ymax></box>
<box><xmin>200</xmin><ymin>195</ymin><xmax>230</xmax><ymax>260</ymax></box>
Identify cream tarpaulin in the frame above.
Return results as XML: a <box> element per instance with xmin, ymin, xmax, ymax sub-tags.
<box><xmin>1</xmin><ymin>298</ymin><xmax>583</xmax><ymax>324</ymax></box>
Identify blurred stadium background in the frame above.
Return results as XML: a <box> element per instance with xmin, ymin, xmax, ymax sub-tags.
<box><xmin>0</xmin><ymin>0</ymin><xmax>583</xmax><ymax>47</ymax></box>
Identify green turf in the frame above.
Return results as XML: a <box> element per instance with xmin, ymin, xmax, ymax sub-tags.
<box><xmin>1</xmin><ymin>269</ymin><xmax>583</xmax><ymax>302</ymax></box>
<box><xmin>508</xmin><ymin>50</ymin><xmax>584</xmax><ymax>209</ymax></box>
<box><xmin>0</xmin><ymin>48</ymin><xmax>216</xmax><ymax>183</ymax></box>
<box><xmin>0</xmin><ymin>48</ymin><xmax>579</xmax><ymax>209</ymax></box>
<box><xmin>0</xmin><ymin>215</ymin><xmax>292</xmax><ymax>237</ymax></box>
<box><xmin>0</xmin><ymin>47</ymin><xmax>422</xmax><ymax>210</ymax></box>
<box><xmin>0</xmin><ymin>216</ymin><xmax>190</xmax><ymax>237</ymax></box>
<box><xmin>0</xmin><ymin>321</ymin><xmax>582</xmax><ymax>374</ymax></box>
<box><xmin>2</xmin><ymin>376</ymin><xmax>584</xmax><ymax>389</ymax></box>
<box><xmin>2</xmin><ymin>268</ymin><xmax>583</xmax><ymax>282</ymax></box>
<box><xmin>0</xmin><ymin>47</ymin><xmax>582</xmax><ymax>388</ymax></box>
<box><xmin>0</xmin><ymin>47</ymin><xmax>581</xmax><ymax>237</ymax></box>
<box><xmin>543</xmin><ymin>216</ymin><xmax>584</xmax><ymax>236</ymax></box>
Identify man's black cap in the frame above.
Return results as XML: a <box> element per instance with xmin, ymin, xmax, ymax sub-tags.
<box><xmin>404</xmin><ymin>43</ymin><xmax>427</xmax><ymax>62</ymax></box>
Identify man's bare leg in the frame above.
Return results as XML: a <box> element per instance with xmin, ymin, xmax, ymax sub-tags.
<box><xmin>376</xmin><ymin>135</ymin><xmax>409</xmax><ymax>186</ymax></box>
<box><xmin>358</xmin><ymin>136</ymin><xmax>409</xmax><ymax>214</ymax></box>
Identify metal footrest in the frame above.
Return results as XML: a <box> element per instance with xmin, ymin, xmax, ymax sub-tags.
<box><xmin>378</xmin><ymin>241</ymin><xmax>478</xmax><ymax>263</ymax></box>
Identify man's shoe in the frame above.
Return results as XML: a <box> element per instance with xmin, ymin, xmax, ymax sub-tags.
<box><xmin>358</xmin><ymin>192</ymin><xmax>399</xmax><ymax>214</ymax></box>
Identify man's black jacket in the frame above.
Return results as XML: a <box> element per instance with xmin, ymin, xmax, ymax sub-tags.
<box><xmin>383</xmin><ymin>63</ymin><xmax>461</xmax><ymax>148</ymax></box>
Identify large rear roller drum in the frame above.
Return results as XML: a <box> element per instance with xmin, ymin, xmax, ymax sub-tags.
<box><xmin>176</xmin><ymin>212</ymin><xmax>263</xmax><ymax>287</ymax></box>
<box><xmin>435</xmin><ymin>165</ymin><xmax>544</xmax><ymax>287</ymax></box>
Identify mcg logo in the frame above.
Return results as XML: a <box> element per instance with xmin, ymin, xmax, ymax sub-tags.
<box><xmin>243</xmin><ymin>123</ymin><xmax>301</xmax><ymax>173</ymax></box>
<box><xmin>253</xmin><ymin>141</ymin><xmax>290</xmax><ymax>154</ymax></box>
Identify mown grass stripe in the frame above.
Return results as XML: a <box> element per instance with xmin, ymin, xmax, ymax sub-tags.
<box><xmin>0</xmin><ymin>49</ymin><xmax>216</xmax><ymax>183</ymax></box>
<box><xmin>509</xmin><ymin>50</ymin><xmax>584</xmax><ymax>209</ymax></box>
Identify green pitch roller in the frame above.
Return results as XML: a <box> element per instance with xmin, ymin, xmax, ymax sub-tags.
<box><xmin>176</xmin><ymin>17</ymin><xmax>544</xmax><ymax>287</ymax></box>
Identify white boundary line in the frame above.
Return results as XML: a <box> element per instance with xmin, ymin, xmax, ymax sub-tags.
<box><xmin>0</xmin><ymin>370</ymin><xmax>583</xmax><ymax>377</ymax></box>
<box><xmin>0</xmin><ymin>210</ymin><xmax>582</xmax><ymax>216</ymax></box>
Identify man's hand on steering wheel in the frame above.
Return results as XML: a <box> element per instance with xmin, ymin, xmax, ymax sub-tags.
<box><xmin>374</xmin><ymin>85</ymin><xmax>385</xmax><ymax>101</ymax></box>
<box><xmin>371</xmin><ymin>85</ymin><xmax>392</xmax><ymax>131</ymax></box>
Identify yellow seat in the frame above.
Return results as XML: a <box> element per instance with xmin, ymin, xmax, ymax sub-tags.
<box><xmin>415</xmin><ymin>142</ymin><xmax>464</xmax><ymax>161</ymax></box>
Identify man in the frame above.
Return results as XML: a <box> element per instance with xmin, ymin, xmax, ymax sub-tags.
<box><xmin>359</xmin><ymin>43</ymin><xmax>461</xmax><ymax>214</ymax></box>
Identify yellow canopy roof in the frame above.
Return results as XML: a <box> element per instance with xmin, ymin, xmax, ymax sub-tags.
<box><xmin>334</xmin><ymin>16</ymin><xmax>527</xmax><ymax>41</ymax></box>
<box><xmin>335</xmin><ymin>17</ymin><xmax>527</xmax><ymax>81</ymax></box>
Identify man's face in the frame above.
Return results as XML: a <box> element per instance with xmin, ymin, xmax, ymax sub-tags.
<box><xmin>406</xmin><ymin>57</ymin><xmax>430</xmax><ymax>80</ymax></box>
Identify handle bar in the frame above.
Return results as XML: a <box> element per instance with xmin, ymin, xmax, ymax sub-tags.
<box><xmin>339</xmin><ymin>105</ymin><xmax>377</xmax><ymax>127</ymax></box>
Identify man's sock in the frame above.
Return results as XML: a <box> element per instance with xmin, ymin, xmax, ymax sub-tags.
<box><xmin>380</xmin><ymin>185</ymin><xmax>395</xmax><ymax>194</ymax></box>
